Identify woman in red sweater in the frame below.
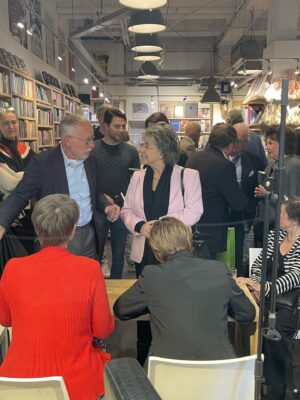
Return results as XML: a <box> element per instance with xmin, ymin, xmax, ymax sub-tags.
<box><xmin>0</xmin><ymin>194</ymin><xmax>114</xmax><ymax>400</ymax></box>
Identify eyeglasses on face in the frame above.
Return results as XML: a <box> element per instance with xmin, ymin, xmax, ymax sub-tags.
<box><xmin>138</xmin><ymin>142</ymin><xmax>158</xmax><ymax>150</ymax></box>
<box><xmin>68</xmin><ymin>135</ymin><xmax>95</xmax><ymax>145</ymax></box>
<box><xmin>1</xmin><ymin>120</ymin><xmax>18</xmax><ymax>126</ymax></box>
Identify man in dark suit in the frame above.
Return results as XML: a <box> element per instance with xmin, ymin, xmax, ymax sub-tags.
<box><xmin>114</xmin><ymin>217</ymin><xmax>255</xmax><ymax>362</ymax></box>
<box><xmin>0</xmin><ymin>115</ymin><xmax>120</xmax><ymax>259</ymax></box>
<box><xmin>186</xmin><ymin>123</ymin><xmax>248</xmax><ymax>259</ymax></box>
<box><xmin>229</xmin><ymin>122</ymin><xmax>265</xmax><ymax>276</ymax></box>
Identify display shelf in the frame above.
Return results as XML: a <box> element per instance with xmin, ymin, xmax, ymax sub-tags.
<box><xmin>0</xmin><ymin>63</ymin><xmax>82</xmax><ymax>151</ymax></box>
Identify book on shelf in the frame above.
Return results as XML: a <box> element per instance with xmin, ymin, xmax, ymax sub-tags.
<box><xmin>0</xmin><ymin>100</ymin><xmax>10</xmax><ymax>108</ymax></box>
<box><xmin>53</xmin><ymin>108</ymin><xmax>63</xmax><ymax>123</ymax></box>
<box><xmin>170</xmin><ymin>119</ymin><xmax>180</xmax><ymax>132</ymax></box>
<box><xmin>38</xmin><ymin>129</ymin><xmax>53</xmax><ymax>146</ymax></box>
<box><xmin>19</xmin><ymin>120</ymin><xmax>36</xmax><ymax>139</ymax></box>
<box><xmin>12</xmin><ymin>98</ymin><xmax>35</xmax><ymax>118</ymax></box>
<box><xmin>36</xmin><ymin>85</ymin><xmax>50</xmax><ymax>103</ymax></box>
<box><xmin>11</xmin><ymin>73</ymin><xmax>34</xmax><ymax>98</ymax></box>
<box><xmin>37</xmin><ymin>109</ymin><xmax>53</xmax><ymax>126</ymax></box>
<box><xmin>52</xmin><ymin>91</ymin><xmax>63</xmax><ymax>108</ymax></box>
<box><xmin>0</xmin><ymin>71</ymin><xmax>10</xmax><ymax>94</ymax></box>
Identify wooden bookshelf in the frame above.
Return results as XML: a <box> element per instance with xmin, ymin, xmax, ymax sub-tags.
<box><xmin>0</xmin><ymin>64</ymin><xmax>82</xmax><ymax>152</ymax></box>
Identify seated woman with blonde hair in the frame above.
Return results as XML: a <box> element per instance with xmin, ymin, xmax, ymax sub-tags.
<box><xmin>0</xmin><ymin>194</ymin><xmax>114</xmax><ymax>400</ymax></box>
<box><xmin>114</xmin><ymin>217</ymin><xmax>255</xmax><ymax>364</ymax></box>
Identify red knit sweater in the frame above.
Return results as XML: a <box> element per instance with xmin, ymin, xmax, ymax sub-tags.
<box><xmin>0</xmin><ymin>246</ymin><xmax>114</xmax><ymax>400</ymax></box>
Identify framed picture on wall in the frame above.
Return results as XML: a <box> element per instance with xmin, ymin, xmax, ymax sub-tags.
<box><xmin>131</xmin><ymin>102</ymin><xmax>150</xmax><ymax>119</ymax></box>
<box><xmin>198</xmin><ymin>105</ymin><xmax>211</xmax><ymax>118</ymax></box>
<box><xmin>159</xmin><ymin>102</ymin><xmax>175</xmax><ymax>119</ymax></box>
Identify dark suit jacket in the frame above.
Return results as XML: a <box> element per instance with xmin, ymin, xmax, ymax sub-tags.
<box><xmin>0</xmin><ymin>145</ymin><xmax>109</xmax><ymax>248</ymax></box>
<box><xmin>230</xmin><ymin>150</ymin><xmax>265</xmax><ymax>227</ymax></box>
<box><xmin>114</xmin><ymin>250</ymin><xmax>255</xmax><ymax>361</ymax></box>
<box><xmin>186</xmin><ymin>145</ymin><xmax>248</xmax><ymax>254</ymax></box>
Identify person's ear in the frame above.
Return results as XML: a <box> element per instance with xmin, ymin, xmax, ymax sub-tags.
<box><xmin>69</xmin><ymin>224</ymin><xmax>77</xmax><ymax>242</ymax></box>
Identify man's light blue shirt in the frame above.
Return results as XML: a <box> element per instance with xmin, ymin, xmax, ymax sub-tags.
<box><xmin>61</xmin><ymin>146</ymin><xmax>93</xmax><ymax>226</ymax></box>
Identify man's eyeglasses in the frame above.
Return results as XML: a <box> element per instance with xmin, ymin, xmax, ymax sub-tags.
<box><xmin>69</xmin><ymin>135</ymin><xmax>95</xmax><ymax>145</ymax></box>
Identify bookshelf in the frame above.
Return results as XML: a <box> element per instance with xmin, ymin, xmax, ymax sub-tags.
<box><xmin>0</xmin><ymin>64</ymin><xmax>82</xmax><ymax>152</ymax></box>
<box><xmin>157</xmin><ymin>101</ymin><xmax>212</xmax><ymax>136</ymax></box>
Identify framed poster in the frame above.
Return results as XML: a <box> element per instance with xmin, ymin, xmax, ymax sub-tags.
<box><xmin>131</xmin><ymin>102</ymin><xmax>150</xmax><ymax>120</ymax></box>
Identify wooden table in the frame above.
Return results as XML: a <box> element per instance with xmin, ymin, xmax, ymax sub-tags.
<box><xmin>105</xmin><ymin>279</ymin><xmax>259</xmax><ymax>355</ymax></box>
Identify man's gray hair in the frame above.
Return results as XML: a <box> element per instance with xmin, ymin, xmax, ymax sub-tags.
<box><xmin>32</xmin><ymin>194</ymin><xmax>79</xmax><ymax>247</ymax></box>
<box><xmin>143</xmin><ymin>123</ymin><xmax>179</xmax><ymax>166</ymax></box>
<box><xmin>226</xmin><ymin>109</ymin><xmax>244</xmax><ymax>125</ymax></box>
<box><xmin>59</xmin><ymin>114</ymin><xmax>89</xmax><ymax>138</ymax></box>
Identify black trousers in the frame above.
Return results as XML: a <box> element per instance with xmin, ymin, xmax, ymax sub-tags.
<box><xmin>263</xmin><ymin>306</ymin><xmax>300</xmax><ymax>387</ymax></box>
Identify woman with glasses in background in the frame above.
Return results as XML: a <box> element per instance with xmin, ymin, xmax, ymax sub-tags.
<box><xmin>0</xmin><ymin>108</ymin><xmax>35</xmax><ymax>274</ymax></box>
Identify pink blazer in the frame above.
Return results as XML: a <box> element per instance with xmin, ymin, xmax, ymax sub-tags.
<box><xmin>121</xmin><ymin>164</ymin><xmax>203</xmax><ymax>263</ymax></box>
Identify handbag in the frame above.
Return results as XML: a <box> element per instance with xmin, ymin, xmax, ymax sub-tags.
<box><xmin>274</xmin><ymin>289</ymin><xmax>300</xmax><ymax>311</ymax></box>
<box><xmin>180</xmin><ymin>169</ymin><xmax>210</xmax><ymax>259</ymax></box>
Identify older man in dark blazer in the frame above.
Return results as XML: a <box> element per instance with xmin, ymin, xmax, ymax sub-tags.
<box><xmin>0</xmin><ymin>115</ymin><xmax>120</xmax><ymax>259</ymax></box>
<box><xmin>186</xmin><ymin>123</ymin><xmax>248</xmax><ymax>259</ymax></box>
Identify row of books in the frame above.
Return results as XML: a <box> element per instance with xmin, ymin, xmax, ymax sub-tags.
<box><xmin>53</xmin><ymin>108</ymin><xmax>64</xmax><ymax>123</ymax></box>
<box><xmin>38</xmin><ymin>129</ymin><xmax>53</xmax><ymax>146</ymax></box>
<box><xmin>52</xmin><ymin>91</ymin><xmax>64</xmax><ymax>108</ymax></box>
<box><xmin>170</xmin><ymin>119</ymin><xmax>211</xmax><ymax>133</ymax></box>
<box><xmin>37</xmin><ymin>109</ymin><xmax>53</xmax><ymax>126</ymax></box>
<box><xmin>65</xmin><ymin>98</ymin><xmax>76</xmax><ymax>114</ymax></box>
<box><xmin>12</xmin><ymin>98</ymin><xmax>35</xmax><ymax>118</ymax></box>
<box><xmin>36</xmin><ymin>85</ymin><xmax>50</xmax><ymax>103</ymax></box>
<box><xmin>19</xmin><ymin>120</ymin><xmax>36</xmax><ymax>139</ymax></box>
<box><xmin>0</xmin><ymin>71</ymin><xmax>10</xmax><ymax>94</ymax></box>
<box><xmin>11</xmin><ymin>73</ymin><xmax>34</xmax><ymax>98</ymax></box>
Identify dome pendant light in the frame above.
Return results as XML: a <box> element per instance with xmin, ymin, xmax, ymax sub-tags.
<box><xmin>137</xmin><ymin>61</ymin><xmax>159</xmax><ymax>80</ymax></box>
<box><xmin>119</xmin><ymin>0</ymin><xmax>167</xmax><ymax>10</ymax></box>
<box><xmin>128</xmin><ymin>9</ymin><xmax>166</xmax><ymax>34</ymax></box>
<box><xmin>131</xmin><ymin>34</ymin><xmax>163</xmax><ymax>53</ymax></box>
<box><xmin>134</xmin><ymin>52</ymin><xmax>162</xmax><ymax>61</ymax></box>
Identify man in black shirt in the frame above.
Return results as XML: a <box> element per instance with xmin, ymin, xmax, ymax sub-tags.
<box><xmin>94</xmin><ymin>104</ymin><xmax>113</xmax><ymax>141</ymax></box>
<box><xmin>92</xmin><ymin>108</ymin><xmax>140</xmax><ymax>278</ymax></box>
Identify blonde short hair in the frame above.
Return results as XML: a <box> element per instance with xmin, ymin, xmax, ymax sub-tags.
<box><xmin>32</xmin><ymin>194</ymin><xmax>79</xmax><ymax>247</ymax></box>
<box><xmin>0</xmin><ymin>107</ymin><xmax>17</xmax><ymax>121</ymax></box>
<box><xmin>149</xmin><ymin>217</ymin><xmax>192</xmax><ymax>263</ymax></box>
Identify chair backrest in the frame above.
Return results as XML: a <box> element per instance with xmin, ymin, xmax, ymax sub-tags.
<box><xmin>0</xmin><ymin>376</ymin><xmax>70</xmax><ymax>400</ymax></box>
<box><xmin>249</xmin><ymin>248</ymin><xmax>262</xmax><ymax>276</ymax></box>
<box><xmin>148</xmin><ymin>355</ymin><xmax>256</xmax><ymax>400</ymax></box>
<box><xmin>103</xmin><ymin>358</ymin><xmax>161</xmax><ymax>400</ymax></box>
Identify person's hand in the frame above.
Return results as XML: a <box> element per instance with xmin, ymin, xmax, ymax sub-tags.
<box><xmin>11</xmin><ymin>218</ymin><xmax>22</xmax><ymax>228</ymax></box>
<box><xmin>0</xmin><ymin>225</ymin><xmax>5</xmax><ymax>240</ymax></box>
<box><xmin>104</xmin><ymin>194</ymin><xmax>114</xmax><ymax>205</ymax></box>
<box><xmin>140</xmin><ymin>221</ymin><xmax>156</xmax><ymax>238</ymax></box>
<box><xmin>235</xmin><ymin>277</ymin><xmax>252</xmax><ymax>285</ymax></box>
<box><xmin>104</xmin><ymin>204</ymin><xmax>120</xmax><ymax>222</ymax></box>
<box><xmin>254</xmin><ymin>185</ymin><xmax>266</xmax><ymax>198</ymax></box>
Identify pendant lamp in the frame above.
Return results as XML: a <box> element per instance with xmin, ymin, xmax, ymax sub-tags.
<box><xmin>137</xmin><ymin>61</ymin><xmax>159</xmax><ymax>80</ymax></box>
<box><xmin>134</xmin><ymin>52</ymin><xmax>162</xmax><ymax>61</ymax></box>
<box><xmin>119</xmin><ymin>0</ymin><xmax>167</xmax><ymax>9</ymax></box>
<box><xmin>128</xmin><ymin>9</ymin><xmax>166</xmax><ymax>34</ymax></box>
<box><xmin>131</xmin><ymin>34</ymin><xmax>162</xmax><ymax>53</ymax></box>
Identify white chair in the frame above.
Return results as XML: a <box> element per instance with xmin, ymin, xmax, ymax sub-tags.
<box><xmin>0</xmin><ymin>325</ymin><xmax>9</xmax><ymax>362</ymax></box>
<box><xmin>249</xmin><ymin>247</ymin><xmax>262</xmax><ymax>276</ymax></box>
<box><xmin>0</xmin><ymin>376</ymin><xmax>70</xmax><ymax>399</ymax></box>
<box><xmin>148</xmin><ymin>355</ymin><xmax>256</xmax><ymax>400</ymax></box>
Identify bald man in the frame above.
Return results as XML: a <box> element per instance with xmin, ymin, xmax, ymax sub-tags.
<box><xmin>180</xmin><ymin>122</ymin><xmax>201</xmax><ymax>159</ymax></box>
<box><xmin>229</xmin><ymin>122</ymin><xmax>265</xmax><ymax>276</ymax></box>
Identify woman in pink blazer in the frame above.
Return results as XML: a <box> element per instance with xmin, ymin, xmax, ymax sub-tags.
<box><xmin>121</xmin><ymin>123</ymin><xmax>203</xmax><ymax>365</ymax></box>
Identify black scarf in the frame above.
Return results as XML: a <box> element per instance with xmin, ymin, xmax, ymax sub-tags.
<box><xmin>140</xmin><ymin>164</ymin><xmax>173</xmax><ymax>267</ymax></box>
<box><xmin>0</xmin><ymin>134</ymin><xmax>24</xmax><ymax>172</ymax></box>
